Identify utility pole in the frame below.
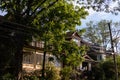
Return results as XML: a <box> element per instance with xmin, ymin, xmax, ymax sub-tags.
<box><xmin>108</xmin><ymin>23</ymin><xmax>118</xmax><ymax>80</ymax></box>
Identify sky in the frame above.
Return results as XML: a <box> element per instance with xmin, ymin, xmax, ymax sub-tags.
<box><xmin>76</xmin><ymin>9</ymin><xmax>120</xmax><ymax>29</ymax></box>
<box><xmin>75</xmin><ymin>0</ymin><xmax>120</xmax><ymax>29</ymax></box>
<box><xmin>0</xmin><ymin>11</ymin><xmax>6</xmax><ymax>15</ymax></box>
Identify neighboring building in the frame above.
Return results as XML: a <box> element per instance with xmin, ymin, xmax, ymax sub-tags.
<box><xmin>22</xmin><ymin>31</ymin><xmax>82</xmax><ymax>71</ymax></box>
<box><xmin>22</xmin><ymin>31</ymin><xmax>107</xmax><ymax>72</ymax></box>
<box><xmin>81</xmin><ymin>40</ymin><xmax>106</xmax><ymax>61</ymax></box>
<box><xmin>87</xmin><ymin>43</ymin><xmax>106</xmax><ymax>61</ymax></box>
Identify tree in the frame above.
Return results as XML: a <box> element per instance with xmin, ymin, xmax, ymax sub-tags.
<box><xmin>0</xmin><ymin>0</ymin><xmax>60</xmax><ymax>24</ymax></box>
<box><xmin>102</xmin><ymin>56</ymin><xmax>120</xmax><ymax>80</ymax></box>
<box><xmin>33</xmin><ymin>1</ymin><xmax>88</xmax><ymax>79</ymax></box>
<box><xmin>0</xmin><ymin>0</ymin><xmax>88</xmax><ymax>79</ymax></box>
<box><xmin>81</xmin><ymin>64</ymin><xmax>105</xmax><ymax>80</ymax></box>
<box><xmin>83</xmin><ymin>20</ymin><xmax>120</xmax><ymax>51</ymax></box>
<box><xmin>72</xmin><ymin>0</ymin><xmax>120</xmax><ymax>15</ymax></box>
<box><xmin>56</xmin><ymin>40</ymin><xmax>86</xmax><ymax>80</ymax></box>
<box><xmin>0</xmin><ymin>0</ymin><xmax>60</xmax><ymax>79</ymax></box>
<box><xmin>0</xmin><ymin>37</ymin><xmax>16</xmax><ymax>78</ymax></box>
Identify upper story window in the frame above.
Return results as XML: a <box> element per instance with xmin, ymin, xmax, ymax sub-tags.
<box><xmin>30</xmin><ymin>41</ymin><xmax>44</xmax><ymax>48</ymax></box>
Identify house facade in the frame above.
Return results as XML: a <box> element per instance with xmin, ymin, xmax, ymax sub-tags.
<box><xmin>23</xmin><ymin>41</ymin><xmax>57</xmax><ymax>71</ymax></box>
<box><xmin>22</xmin><ymin>31</ymin><xmax>106</xmax><ymax>72</ymax></box>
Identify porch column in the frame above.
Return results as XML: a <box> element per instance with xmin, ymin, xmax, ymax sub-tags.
<box><xmin>88</xmin><ymin>63</ymin><xmax>91</xmax><ymax>71</ymax></box>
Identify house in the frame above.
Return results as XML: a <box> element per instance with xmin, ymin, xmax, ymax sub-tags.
<box><xmin>22</xmin><ymin>31</ymin><xmax>83</xmax><ymax>71</ymax></box>
<box><xmin>66</xmin><ymin>32</ymin><xmax>92</xmax><ymax>70</ymax></box>
<box><xmin>22</xmin><ymin>31</ymin><xmax>82</xmax><ymax>71</ymax></box>
<box><xmin>22</xmin><ymin>31</ymin><xmax>107</xmax><ymax>72</ymax></box>
<box><xmin>66</xmin><ymin>32</ymin><xmax>106</xmax><ymax>61</ymax></box>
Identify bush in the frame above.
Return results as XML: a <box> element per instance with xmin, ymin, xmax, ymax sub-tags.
<box><xmin>45</xmin><ymin>63</ymin><xmax>61</xmax><ymax>80</ymax></box>
<box><xmin>60</xmin><ymin>66</ymin><xmax>72</xmax><ymax>80</ymax></box>
<box><xmin>23</xmin><ymin>76</ymin><xmax>39</xmax><ymax>80</ymax></box>
<box><xmin>2</xmin><ymin>73</ymin><xmax>15</xmax><ymax>80</ymax></box>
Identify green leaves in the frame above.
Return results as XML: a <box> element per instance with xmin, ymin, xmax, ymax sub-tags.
<box><xmin>1</xmin><ymin>0</ymin><xmax>88</xmax><ymax>73</ymax></box>
<box><xmin>66</xmin><ymin>52</ymin><xmax>83</xmax><ymax>66</ymax></box>
<box><xmin>1</xmin><ymin>0</ymin><xmax>88</xmax><ymax>40</ymax></box>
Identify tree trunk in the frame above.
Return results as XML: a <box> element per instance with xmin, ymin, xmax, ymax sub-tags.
<box><xmin>42</xmin><ymin>39</ymin><xmax>47</xmax><ymax>79</ymax></box>
<box><xmin>13</xmin><ymin>34</ymin><xmax>25</xmax><ymax>80</ymax></box>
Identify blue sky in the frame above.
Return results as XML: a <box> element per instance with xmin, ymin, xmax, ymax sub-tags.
<box><xmin>0</xmin><ymin>11</ymin><xmax>6</xmax><ymax>15</ymax></box>
<box><xmin>76</xmin><ymin>9</ymin><xmax>120</xmax><ymax>29</ymax></box>
<box><xmin>75</xmin><ymin>0</ymin><xmax>120</xmax><ymax>29</ymax></box>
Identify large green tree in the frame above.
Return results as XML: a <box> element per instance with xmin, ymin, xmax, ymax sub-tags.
<box><xmin>33</xmin><ymin>1</ymin><xmax>88</xmax><ymax>78</ymax></box>
<box><xmin>0</xmin><ymin>0</ymin><xmax>88</xmax><ymax>79</ymax></box>
<box><xmin>0</xmin><ymin>0</ymin><xmax>60</xmax><ymax>79</ymax></box>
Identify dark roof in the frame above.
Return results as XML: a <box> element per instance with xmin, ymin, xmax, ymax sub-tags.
<box><xmin>80</xmin><ymin>39</ymin><xmax>106</xmax><ymax>54</ymax></box>
<box><xmin>81</xmin><ymin>40</ymin><xmax>93</xmax><ymax>46</ymax></box>
<box><xmin>83</xmin><ymin>55</ymin><xmax>97</xmax><ymax>63</ymax></box>
<box><xmin>66</xmin><ymin>32</ymin><xmax>75</xmax><ymax>37</ymax></box>
<box><xmin>66</xmin><ymin>31</ymin><xmax>81</xmax><ymax>40</ymax></box>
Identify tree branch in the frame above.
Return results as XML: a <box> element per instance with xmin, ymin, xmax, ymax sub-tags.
<box><xmin>32</xmin><ymin>0</ymin><xmax>59</xmax><ymax>19</ymax></box>
<box><xmin>21</xmin><ymin>0</ymin><xmax>34</xmax><ymax>16</ymax></box>
<box><xmin>31</xmin><ymin>0</ymin><xmax>47</xmax><ymax>16</ymax></box>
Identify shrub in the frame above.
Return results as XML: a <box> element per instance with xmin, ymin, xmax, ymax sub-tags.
<box><xmin>45</xmin><ymin>63</ymin><xmax>61</xmax><ymax>80</ymax></box>
<box><xmin>60</xmin><ymin>66</ymin><xmax>72</xmax><ymax>80</ymax></box>
<box><xmin>2</xmin><ymin>73</ymin><xmax>15</xmax><ymax>80</ymax></box>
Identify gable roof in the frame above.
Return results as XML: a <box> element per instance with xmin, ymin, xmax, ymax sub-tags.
<box><xmin>83</xmin><ymin>54</ymin><xmax>98</xmax><ymax>63</ymax></box>
<box><xmin>66</xmin><ymin>31</ymin><xmax>81</xmax><ymax>40</ymax></box>
<box><xmin>83</xmin><ymin>55</ymin><xmax>94</xmax><ymax>61</ymax></box>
